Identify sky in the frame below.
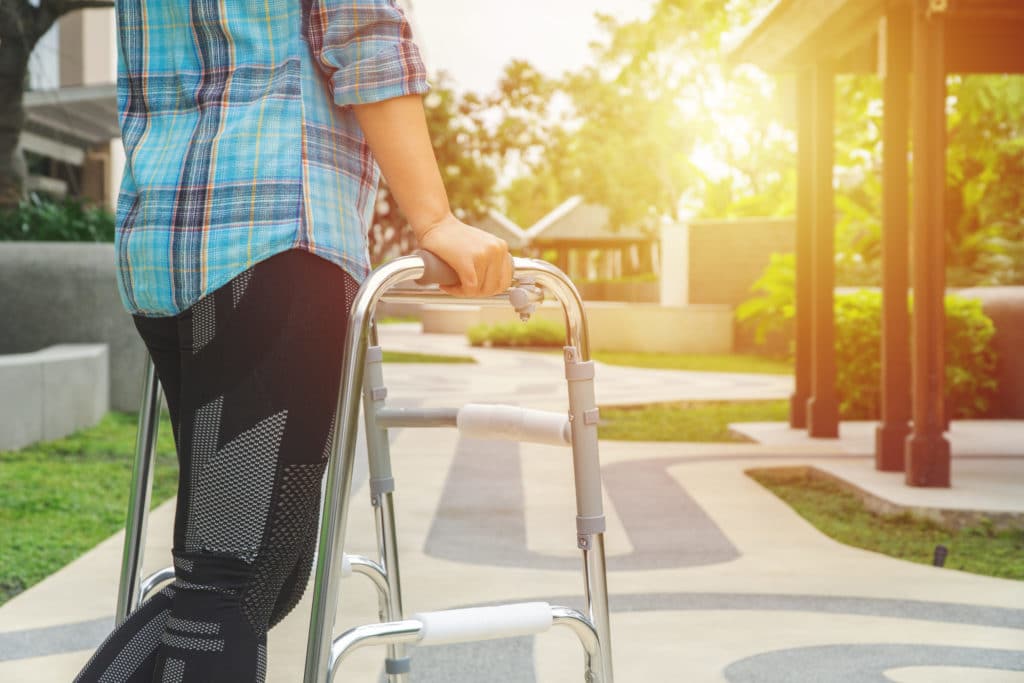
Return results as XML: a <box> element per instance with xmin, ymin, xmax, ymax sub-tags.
<box><xmin>408</xmin><ymin>0</ymin><xmax>656</xmax><ymax>94</ymax></box>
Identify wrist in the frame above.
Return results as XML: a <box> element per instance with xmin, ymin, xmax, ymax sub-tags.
<box><xmin>411</xmin><ymin>207</ymin><xmax>456</xmax><ymax>240</ymax></box>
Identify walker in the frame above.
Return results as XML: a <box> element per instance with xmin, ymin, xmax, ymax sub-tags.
<box><xmin>116</xmin><ymin>251</ymin><xmax>615</xmax><ymax>682</ymax></box>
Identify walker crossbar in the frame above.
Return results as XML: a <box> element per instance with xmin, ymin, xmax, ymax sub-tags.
<box><xmin>328</xmin><ymin>604</ymin><xmax>600</xmax><ymax>682</ymax></box>
<box><xmin>116</xmin><ymin>252</ymin><xmax>614</xmax><ymax>682</ymax></box>
<box><xmin>375</xmin><ymin>404</ymin><xmax>571</xmax><ymax>446</ymax></box>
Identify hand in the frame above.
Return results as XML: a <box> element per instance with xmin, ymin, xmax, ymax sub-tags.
<box><xmin>417</xmin><ymin>213</ymin><xmax>512</xmax><ymax>297</ymax></box>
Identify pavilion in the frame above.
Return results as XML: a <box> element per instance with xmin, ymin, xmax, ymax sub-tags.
<box><xmin>731</xmin><ymin>0</ymin><xmax>1024</xmax><ymax>486</ymax></box>
<box><xmin>524</xmin><ymin>196</ymin><xmax>658</xmax><ymax>282</ymax></box>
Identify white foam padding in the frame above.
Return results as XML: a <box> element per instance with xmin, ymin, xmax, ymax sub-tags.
<box><xmin>457</xmin><ymin>404</ymin><xmax>570</xmax><ymax>446</ymax></box>
<box><xmin>414</xmin><ymin>602</ymin><xmax>553</xmax><ymax>646</ymax></box>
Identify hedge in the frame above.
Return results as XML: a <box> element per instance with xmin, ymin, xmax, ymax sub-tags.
<box><xmin>467</xmin><ymin>318</ymin><xmax>565</xmax><ymax>348</ymax></box>
<box><xmin>738</xmin><ymin>255</ymin><xmax>999</xmax><ymax>419</ymax></box>
<box><xmin>0</xmin><ymin>194</ymin><xmax>115</xmax><ymax>243</ymax></box>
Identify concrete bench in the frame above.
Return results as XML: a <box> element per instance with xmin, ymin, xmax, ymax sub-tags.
<box><xmin>0</xmin><ymin>344</ymin><xmax>108</xmax><ymax>452</ymax></box>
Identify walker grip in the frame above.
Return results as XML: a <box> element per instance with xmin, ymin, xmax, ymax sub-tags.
<box><xmin>457</xmin><ymin>404</ymin><xmax>571</xmax><ymax>446</ymax></box>
<box><xmin>414</xmin><ymin>602</ymin><xmax>553</xmax><ymax>646</ymax></box>
<box><xmin>414</xmin><ymin>250</ymin><xmax>460</xmax><ymax>287</ymax></box>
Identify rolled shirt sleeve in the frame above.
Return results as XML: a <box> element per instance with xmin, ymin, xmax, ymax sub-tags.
<box><xmin>308</xmin><ymin>0</ymin><xmax>431</xmax><ymax>108</ymax></box>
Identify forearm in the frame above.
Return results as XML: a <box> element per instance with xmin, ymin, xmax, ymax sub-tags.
<box><xmin>351</xmin><ymin>94</ymin><xmax>450</xmax><ymax>238</ymax></box>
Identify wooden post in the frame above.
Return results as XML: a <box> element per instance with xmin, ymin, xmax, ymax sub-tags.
<box><xmin>792</xmin><ymin>70</ymin><xmax>814</xmax><ymax>429</ymax></box>
<box><xmin>906</xmin><ymin>0</ymin><xmax>951</xmax><ymax>486</ymax></box>
<box><xmin>875</xmin><ymin>7</ymin><xmax>912</xmax><ymax>471</ymax></box>
<box><xmin>555</xmin><ymin>247</ymin><xmax>569</xmax><ymax>274</ymax></box>
<box><xmin>806</xmin><ymin>63</ymin><xmax>839</xmax><ymax>438</ymax></box>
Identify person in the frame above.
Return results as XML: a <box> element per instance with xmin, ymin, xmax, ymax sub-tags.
<box><xmin>74</xmin><ymin>1</ymin><xmax>510</xmax><ymax>681</ymax></box>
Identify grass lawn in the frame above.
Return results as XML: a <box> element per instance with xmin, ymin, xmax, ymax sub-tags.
<box><xmin>598</xmin><ymin>400</ymin><xmax>788</xmax><ymax>442</ymax></box>
<box><xmin>382</xmin><ymin>350</ymin><xmax>475</xmax><ymax>364</ymax></box>
<box><xmin>0</xmin><ymin>346</ymin><xmax>469</xmax><ymax>608</ymax></box>
<box><xmin>0</xmin><ymin>412</ymin><xmax>179</xmax><ymax>607</ymax></box>
<box><xmin>749</xmin><ymin>467</ymin><xmax>1024</xmax><ymax>581</ymax></box>
<box><xmin>591</xmin><ymin>351</ymin><xmax>792</xmax><ymax>375</ymax></box>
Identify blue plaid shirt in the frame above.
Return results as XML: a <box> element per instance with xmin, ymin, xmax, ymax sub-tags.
<box><xmin>114</xmin><ymin>0</ymin><xmax>430</xmax><ymax>316</ymax></box>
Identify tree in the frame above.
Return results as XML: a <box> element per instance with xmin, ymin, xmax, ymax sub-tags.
<box><xmin>499</xmin><ymin>0</ymin><xmax>779</xmax><ymax>232</ymax></box>
<box><xmin>0</xmin><ymin>0</ymin><xmax>113</xmax><ymax>207</ymax></box>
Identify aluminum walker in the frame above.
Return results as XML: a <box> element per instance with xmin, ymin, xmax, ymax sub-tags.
<box><xmin>116</xmin><ymin>251</ymin><xmax>615</xmax><ymax>682</ymax></box>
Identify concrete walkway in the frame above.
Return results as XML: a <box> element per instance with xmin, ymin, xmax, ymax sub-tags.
<box><xmin>378</xmin><ymin>323</ymin><xmax>795</xmax><ymax>408</ymax></box>
<box><xmin>0</xmin><ymin>327</ymin><xmax>1021</xmax><ymax>681</ymax></box>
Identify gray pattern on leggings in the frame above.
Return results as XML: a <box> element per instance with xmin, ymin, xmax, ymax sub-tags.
<box><xmin>185</xmin><ymin>397</ymin><xmax>288</xmax><ymax>562</ymax></box>
<box><xmin>97</xmin><ymin>608</ymin><xmax>170</xmax><ymax>683</ymax></box>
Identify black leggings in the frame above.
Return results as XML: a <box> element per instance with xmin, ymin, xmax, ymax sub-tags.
<box><xmin>74</xmin><ymin>249</ymin><xmax>358</xmax><ymax>682</ymax></box>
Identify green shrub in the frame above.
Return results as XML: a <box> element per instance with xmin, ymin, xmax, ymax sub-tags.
<box><xmin>836</xmin><ymin>292</ymin><xmax>998</xmax><ymax>418</ymax></box>
<box><xmin>735</xmin><ymin>253</ymin><xmax>795</xmax><ymax>358</ymax></box>
<box><xmin>0</xmin><ymin>193</ymin><xmax>115</xmax><ymax>242</ymax></box>
<box><xmin>467</xmin><ymin>318</ymin><xmax>565</xmax><ymax>348</ymax></box>
<box><xmin>738</xmin><ymin>256</ymin><xmax>999</xmax><ymax>419</ymax></box>
<box><xmin>833</xmin><ymin>290</ymin><xmax>882</xmax><ymax>418</ymax></box>
<box><xmin>939</xmin><ymin>295</ymin><xmax>999</xmax><ymax>418</ymax></box>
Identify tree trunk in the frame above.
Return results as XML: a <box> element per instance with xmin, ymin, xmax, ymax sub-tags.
<box><xmin>0</xmin><ymin>4</ymin><xmax>33</xmax><ymax>208</ymax></box>
<box><xmin>0</xmin><ymin>55</ymin><xmax>29</xmax><ymax>208</ymax></box>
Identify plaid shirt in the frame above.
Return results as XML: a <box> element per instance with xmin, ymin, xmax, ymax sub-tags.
<box><xmin>114</xmin><ymin>0</ymin><xmax>430</xmax><ymax>316</ymax></box>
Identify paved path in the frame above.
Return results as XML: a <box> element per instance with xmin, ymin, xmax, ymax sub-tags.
<box><xmin>378</xmin><ymin>324</ymin><xmax>795</xmax><ymax>408</ymax></box>
<box><xmin>0</xmin><ymin>329</ymin><xmax>1021</xmax><ymax>681</ymax></box>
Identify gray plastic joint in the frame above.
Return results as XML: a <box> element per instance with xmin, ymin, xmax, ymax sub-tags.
<box><xmin>509</xmin><ymin>284</ymin><xmax>542</xmax><ymax>322</ymax></box>
<box><xmin>565</xmin><ymin>360</ymin><xmax>595</xmax><ymax>382</ymax></box>
<box><xmin>583</xmin><ymin>408</ymin><xmax>600</xmax><ymax>425</ymax></box>
<box><xmin>369</xmin><ymin>476</ymin><xmax>395</xmax><ymax>499</ymax></box>
<box><xmin>385</xmin><ymin>657</ymin><xmax>412</xmax><ymax>675</ymax></box>
<box><xmin>365</xmin><ymin>346</ymin><xmax>384</xmax><ymax>363</ymax></box>
<box><xmin>576</xmin><ymin>514</ymin><xmax>606</xmax><ymax>536</ymax></box>
<box><xmin>370</xmin><ymin>386</ymin><xmax>388</xmax><ymax>401</ymax></box>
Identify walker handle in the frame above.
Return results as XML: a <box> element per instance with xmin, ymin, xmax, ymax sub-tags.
<box><xmin>414</xmin><ymin>250</ymin><xmax>460</xmax><ymax>287</ymax></box>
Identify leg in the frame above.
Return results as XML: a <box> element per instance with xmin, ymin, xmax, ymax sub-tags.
<box><xmin>75</xmin><ymin>250</ymin><xmax>358</xmax><ymax>682</ymax></box>
<box><xmin>153</xmin><ymin>251</ymin><xmax>357</xmax><ymax>680</ymax></box>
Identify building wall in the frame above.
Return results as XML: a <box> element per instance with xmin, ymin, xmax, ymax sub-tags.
<box><xmin>58</xmin><ymin>9</ymin><xmax>116</xmax><ymax>88</ymax></box>
<box><xmin>59</xmin><ymin>7</ymin><xmax>123</xmax><ymax>210</ymax></box>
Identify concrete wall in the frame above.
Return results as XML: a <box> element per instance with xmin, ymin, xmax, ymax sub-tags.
<box><xmin>0</xmin><ymin>344</ymin><xmax>108</xmax><ymax>451</ymax></box>
<box><xmin>660</xmin><ymin>218</ymin><xmax>795</xmax><ymax>307</ymax></box>
<box><xmin>686</xmin><ymin>218</ymin><xmax>794</xmax><ymax>305</ymax></box>
<box><xmin>0</xmin><ymin>243</ymin><xmax>146</xmax><ymax>411</ymax></box>
<box><xmin>959</xmin><ymin>287</ymin><xmax>1024</xmax><ymax>419</ymax></box>
<box><xmin>423</xmin><ymin>301</ymin><xmax>734</xmax><ymax>354</ymax></box>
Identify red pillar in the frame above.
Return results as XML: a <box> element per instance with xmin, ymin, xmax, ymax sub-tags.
<box><xmin>791</xmin><ymin>70</ymin><xmax>814</xmax><ymax>430</ymax></box>
<box><xmin>875</xmin><ymin>7</ymin><xmax>912</xmax><ymax>471</ymax></box>
<box><xmin>906</xmin><ymin>0</ymin><xmax>951</xmax><ymax>487</ymax></box>
<box><xmin>806</xmin><ymin>63</ymin><xmax>839</xmax><ymax>439</ymax></box>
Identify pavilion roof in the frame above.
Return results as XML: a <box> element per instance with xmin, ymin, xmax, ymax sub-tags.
<box><xmin>729</xmin><ymin>0</ymin><xmax>1024</xmax><ymax>74</ymax></box>
<box><xmin>525</xmin><ymin>196</ymin><xmax>652</xmax><ymax>245</ymax></box>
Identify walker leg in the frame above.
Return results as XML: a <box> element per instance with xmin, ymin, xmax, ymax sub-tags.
<box><xmin>363</xmin><ymin>338</ymin><xmax>410</xmax><ymax>681</ymax></box>
<box><xmin>304</xmin><ymin>276</ymin><xmax>378</xmax><ymax>683</ymax></box>
<box><xmin>564</xmin><ymin>346</ymin><xmax>614</xmax><ymax>683</ymax></box>
<box><xmin>374</xmin><ymin>492</ymin><xmax>409</xmax><ymax>681</ymax></box>
<box><xmin>116</xmin><ymin>358</ymin><xmax>162</xmax><ymax>624</ymax></box>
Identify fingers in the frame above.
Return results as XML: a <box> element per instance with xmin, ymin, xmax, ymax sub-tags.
<box><xmin>415</xmin><ymin>216</ymin><xmax>510</xmax><ymax>297</ymax></box>
<box><xmin>482</xmin><ymin>238</ymin><xmax>510</xmax><ymax>296</ymax></box>
<box><xmin>501</xmin><ymin>252</ymin><xmax>514</xmax><ymax>290</ymax></box>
